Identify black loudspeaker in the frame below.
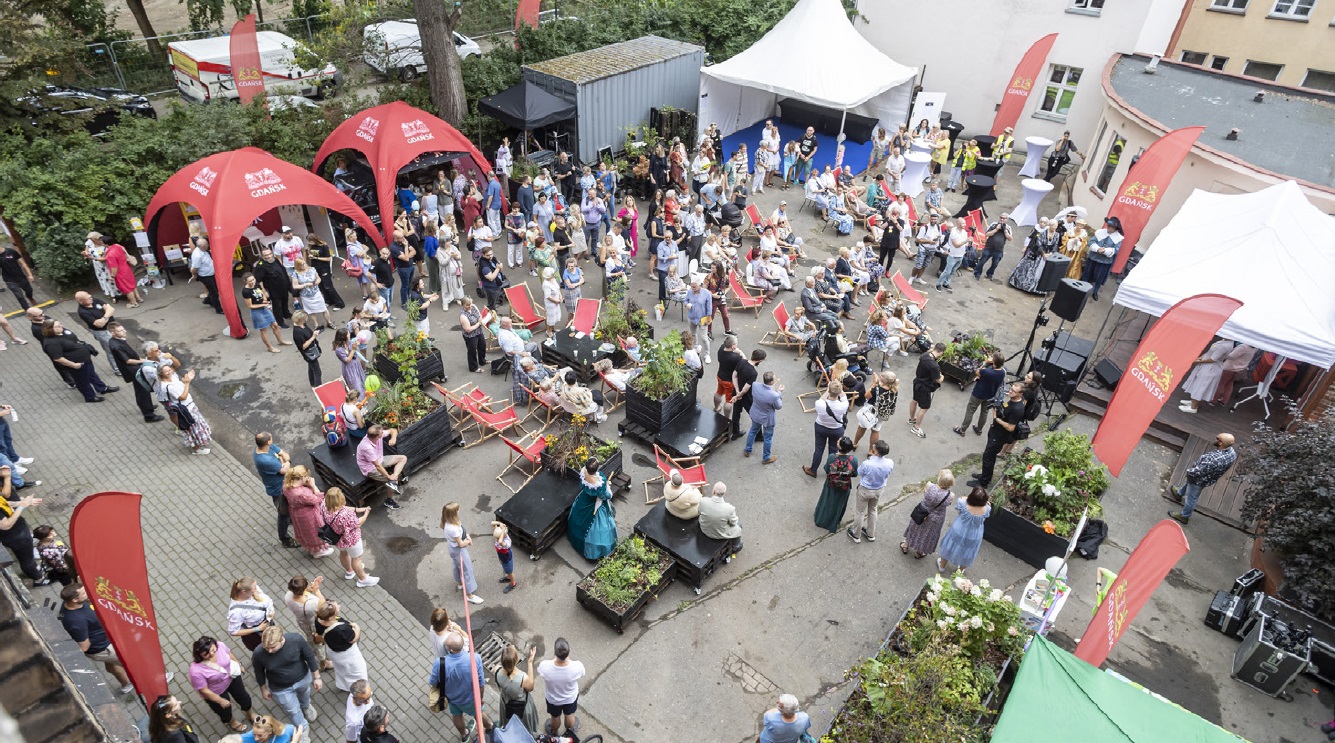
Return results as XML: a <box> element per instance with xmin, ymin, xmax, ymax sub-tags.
<box><xmin>1094</xmin><ymin>359</ymin><xmax>1123</xmax><ymax>389</ymax></box>
<box><xmin>1051</xmin><ymin>279</ymin><xmax>1092</xmax><ymax>322</ymax></box>
<box><xmin>1034</xmin><ymin>345</ymin><xmax>1088</xmax><ymax>403</ymax></box>
<box><xmin>1036</xmin><ymin>254</ymin><xmax>1070</xmax><ymax>293</ymax></box>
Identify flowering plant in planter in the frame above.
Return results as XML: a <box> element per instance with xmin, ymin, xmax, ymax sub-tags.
<box><xmin>998</xmin><ymin>429</ymin><xmax>1109</xmax><ymax>537</ymax></box>
<box><xmin>594</xmin><ymin>281</ymin><xmax>652</xmax><ymax>342</ymax></box>
<box><xmin>627</xmin><ymin>330</ymin><xmax>691</xmax><ymax>401</ymax></box>
<box><xmin>543</xmin><ymin>414</ymin><xmax>621</xmax><ymax>474</ymax></box>
<box><xmin>906</xmin><ymin>574</ymin><xmax>1028</xmax><ymax>662</ymax></box>
<box><xmin>368</xmin><ymin>302</ymin><xmax>439</xmax><ymax>427</ymax></box>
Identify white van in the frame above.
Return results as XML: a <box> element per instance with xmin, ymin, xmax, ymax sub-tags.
<box><xmin>168</xmin><ymin>31</ymin><xmax>341</xmax><ymax>103</ymax></box>
<box><xmin>362</xmin><ymin>20</ymin><xmax>482</xmax><ymax>82</ymax></box>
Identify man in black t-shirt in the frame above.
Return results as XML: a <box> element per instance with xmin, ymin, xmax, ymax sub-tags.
<box><xmin>254</xmin><ymin>247</ymin><xmax>293</xmax><ymax>328</ymax></box>
<box><xmin>0</xmin><ymin>244</ymin><xmax>36</xmax><ymax>309</ymax></box>
<box><xmin>370</xmin><ymin>247</ymin><xmax>396</xmax><ymax>310</ymax></box>
<box><xmin>550</xmin><ymin>214</ymin><xmax>574</xmax><ymax>265</ymax></box>
<box><xmin>59</xmin><ymin>582</ymin><xmax>133</xmax><ymax>693</ymax></box>
<box><xmin>910</xmin><ymin>343</ymin><xmax>945</xmax><ymax>438</ymax></box>
<box><xmin>971</xmin><ymin>382</ymin><xmax>1025</xmax><ymax>488</ymax></box>
<box><xmin>553</xmin><ymin>151</ymin><xmax>575</xmax><ymax>205</ymax></box>
<box><xmin>714</xmin><ymin>335</ymin><xmax>743</xmax><ymax>418</ymax></box>
<box><xmin>730</xmin><ymin>349</ymin><xmax>764</xmax><ymax>439</ymax></box>
<box><xmin>796</xmin><ymin>127</ymin><xmax>819</xmax><ymax>183</ymax></box>
<box><xmin>108</xmin><ymin>321</ymin><xmax>164</xmax><ymax>423</ymax></box>
<box><xmin>75</xmin><ymin>291</ymin><xmax>118</xmax><ymax>375</ymax></box>
<box><xmin>42</xmin><ymin>319</ymin><xmax>115</xmax><ymax>402</ymax></box>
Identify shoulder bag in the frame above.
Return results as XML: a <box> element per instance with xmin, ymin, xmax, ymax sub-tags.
<box><xmin>428</xmin><ymin>657</ymin><xmax>447</xmax><ymax>712</ymax></box>
<box><xmin>910</xmin><ymin>488</ymin><xmax>950</xmax><ymax>525</ymax></box>
<box><xmin>317</xmin><ymin>513</ymin><xmax>341</xmax><ymax>546</ymax></box>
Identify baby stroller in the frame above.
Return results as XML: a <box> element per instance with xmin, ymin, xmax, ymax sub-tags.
<box><xmin>805</xmin><ymin>328</ymin><xmax>832</xmax><ymax>374</ymax></box>
<box><xmin>494</xmin><ymin>715</ymin><xmax>604</xmax><ymax>743</ymax></box>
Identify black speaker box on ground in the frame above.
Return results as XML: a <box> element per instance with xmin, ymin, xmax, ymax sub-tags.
<box><xmin>1037</xmin><ymin>255</ymin><xmax>1071</xmax><ymax>293</ymax></box>
<box><xmin>1034</xmin><ymin>346</ymin><xmax>1088</xmax><ymax>403</ymax></box>
<box><xmin>1094</xmin><ymin>359</ymin><xmax>1123</xmax><ymax>389</ymax></box>
<box><xmin>1051</xmin><ymin>279</ymin><xmax>1092</xmax><ymax>322</ymax></box>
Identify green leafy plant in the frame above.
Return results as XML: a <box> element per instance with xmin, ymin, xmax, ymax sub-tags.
<box><xmin>904</xmin><ymin>573</ymin><xmax>1029</xmax><ymax>662</ymax></box>
<box><xmin>940</xmin><ymin>331</ymin><xmax>999</xmax><ymax>374</ymax></box>
<box><xmin>577</xmin><ymin>535</ymin><xmax>671</xmax><ymax>611</ymax></box>
<box><xmin>998</xmin><ymin>430</ymin><xmax>1109</xmax><ymax>536</ymax></box>
<box><xmin>543</xmin><ymin>413</ymin><xmax>619</xmax><ymax>474</ymax></box>
<box><xmin>367</xmin><ymin>303</ymin><xmax>438</xmax><ymax>428</ymax></box>
<box><xmin>594</xmin><ymin>280</ymin><xmax>651</xmax><ymax>343</ymax></box>
<box><xmin>1239</xmin><ymin>411</ymin><xmax>1335</xmax><ymax>616</ymax></box>
<box><xmin>628</xmin><ymin>330</ymin><xmax>691</xmax><ymax>402</ymax></box>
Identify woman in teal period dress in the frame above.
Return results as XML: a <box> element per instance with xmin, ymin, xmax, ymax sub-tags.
<box><xmin>568</xmin><ymin>458</ymin><xmax>617</xmax><ymax>560</ymax></box>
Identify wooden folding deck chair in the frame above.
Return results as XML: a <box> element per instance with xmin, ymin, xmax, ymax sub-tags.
<box><xmin>889</xmin><ymin>270</ymin><xmax>929</xmax><ymax>311</ymax></box>
<box><xmin>759</xmin><ymin>302</ymin><xmax>805</xmax><ymax>358</ymax></box>
<box><xmin>742</xmin><ymin>203</ymin><xmax>770</xmax><ymax>239</ymax></box>
<box><xmin>432</xmin><ymin>381</ymin><xmax>491</xmax><ymax>433</ymax></box>
<box><xmin>496</xmin><ymin>431</ymin><xmax>548</xmax><ymax>494</ymax></box>
<box><xmin>571</xmin><ymin>297</ymin><xmax>601</xmax><ymax>335</ymax></box>
<box><xmin>505</xmin><ymin>284</ymin><xmax>547</xmax><ymax>335</ymax></box>
<box><xmin>460</xmin><ymin>395</ymin><xmax>529</xmax><ymax>448</ymax></box>
<box><xmin>642</xmin><ymin>444</ymin><xmax>709</xmax><ymax>505</ymax></box>
<box><xmin>313</xmin><ymin>380</ymin><xmax>348</xmax><ymax>423</ymax></box>
<box><xmin>726</xmin><ymin>270</ymin><xmax>765</xmax><ymax>318</ymax></box>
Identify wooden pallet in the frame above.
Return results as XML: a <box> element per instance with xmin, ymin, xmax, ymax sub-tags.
<box><xmin>1169</xmin><ymin>434</ymin><xmax>1252</xmax><ymax>530</ymax></box>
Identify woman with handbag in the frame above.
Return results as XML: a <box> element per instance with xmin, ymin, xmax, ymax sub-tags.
<box><xmin>290</xmin><ymin>311</ymin><xmax>323</xmax><ymax>388</ymax></box>
<box><xmin>803</xmin><ymin>380</ymin><xmax>849</xmax><ymax>478</ymax></box>
<box><xmin>343</xmin><ymin>229</ymin><xmax>376</xmax><ymax>301</ymax></box>
<box><xmin>851</xmin><ymin>371</ymin><xmax>898</xmax><ymax>456</ymax></box>
<box><xmin>103</xmin><ymin>240</ymin><xmax>144</xmax><ymax>307</ymax></box>
<box><xmin>812</xmin><ymin>437</ymin><xmax>858</xmax><ymax>533</ymax></box>
<box><xmin>901</xmin><ymin>470</ymin><xmax>955</xmax><ymax>559</ymax></box>
<box><xmin>313</xmin><ymin>600</ymin><xmax>368</xmax><ymax>692</ymax></box>
<box><xmin>495</xmin><ymin>644</ymin><xmax>540</xmax><ymax>733</ymax></box>
<box><xmin>440</xmin><ymin>242</ymin><xmax>466</xmax><ymax>309</ymax></box>
<box><xmin>283</xmin><ymin>465</ymin><xmax>334</xmax><ymax>559</ymax></box>
<box><xmin>319</xmin><ymin>488</ymin><xmax>377</xmax><ymax>586</ymax></box>
<box><xmin>225</xmin><ymin>577</ymin><xmax>274</xmax><ymax>652</ymax></box>
<box><xmin>158</xmin><ymin>364</ymin><xmax>212</xmax><ymax>455</ymax></box>
<box><xmin>187</xmin><ymin>636</ymin><xmax>257</xmax><ymax>733</ymax></box>
<box><xmin>283</xmin><ymin>575</ymin><xmax>332</xmax><ymax>672</ymax></box>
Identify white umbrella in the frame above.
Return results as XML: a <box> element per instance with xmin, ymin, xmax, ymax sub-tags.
<box><xmin>1055</xmin><ymin>205</ymin><xmax>1087</xmax><ymax>221</ymax></box>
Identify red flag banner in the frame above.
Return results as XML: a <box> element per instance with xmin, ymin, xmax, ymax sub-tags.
<box><xmin>515</xmin><ymin>0</ymin><xmax>541</xmax><ymax>30</ymax></box>
<box><xmin>68</xmin><ymin>492</ymin><xmax>168</xmax><ymax>701</ymax></box>
<box><xmin>1107</xmin><ymin>126</ymin><xmax>1205</xmax><ymax>273</ymax></box>
<box><xmin>990</xmin><ymin>33</ymin><xmax>1058</xmax><ymax>137</ymax></box>
<box><xmin>229</xmin><ymin>14</ymin><xmax>265</xmax><ymax>105</ymax></box>
<box><xmin>1091</xmin><ymin>294</ymin><xmax>1243</xmax><ymax>476</ymax></box>
<box><xmin>1075</xmin><ymin>520</ymin><xmax>1189</xmax><ymax>667</ymax></box>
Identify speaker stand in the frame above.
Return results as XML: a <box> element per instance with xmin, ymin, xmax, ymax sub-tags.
<box><xmin>1007</xmin><ymin>295</ymin><xmax>1050</xmax><ymax>380</ymax></box>
<box><xmin>1036</xmin><ymin>383</ymin><xmax>1073</xmax><ymax>429</ymax></box>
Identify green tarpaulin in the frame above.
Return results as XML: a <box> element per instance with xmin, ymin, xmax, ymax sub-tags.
<box><xmin>991</xmin><ymin>636</ymin><xmax>1248</xmax><ymax>743</ymax></box>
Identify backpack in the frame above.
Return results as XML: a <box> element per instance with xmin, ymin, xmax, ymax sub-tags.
<box><xmin>323</xmin><ymin>406</ymin><xmax>347</xmax><ymax>448</ymax></box>
<box><xmin>826</xmin><ymin>455</ymin><xmax>855</xmax><ymax>490</ymax></box>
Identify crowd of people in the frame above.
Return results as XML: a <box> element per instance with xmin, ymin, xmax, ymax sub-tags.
<box><xmin>0</xmin><ymin>103</ymin><xmax>1226</xmax><ymax>743</ymax></box>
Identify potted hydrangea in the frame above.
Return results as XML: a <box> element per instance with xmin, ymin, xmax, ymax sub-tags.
<box><xmin>575</xmin><ymin>535</ymin><xmax>676</xmax><ymax>633</ymax></box>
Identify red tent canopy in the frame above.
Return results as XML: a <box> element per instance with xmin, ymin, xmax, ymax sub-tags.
<box><xmin>144</xmin><ymin>147</ymin><xmax>385</xmax><ymax>339</ymax></box>
<box><xmin>311</xmin><ymin>102</ymin><xmax>494</xmax><ymax>240</ymax></box>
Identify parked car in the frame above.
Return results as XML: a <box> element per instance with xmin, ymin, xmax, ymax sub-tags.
<box><xmin>16</xmin><ymin>84</ymin><xmax>156</xmax><ymax>136</ymax></box>
<box><xmin>363</xmin><ymin>20</ymin><xmax>482</xmax><ymax>81</ymax></box>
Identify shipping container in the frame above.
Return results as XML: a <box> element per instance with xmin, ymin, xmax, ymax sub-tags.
<box><xmin>522</xmin><ymin>35</ymin><xmax>705</xmax><ymax>164</ymax></box>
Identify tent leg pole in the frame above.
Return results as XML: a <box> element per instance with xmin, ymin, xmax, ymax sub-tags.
<box><xmin>1070</xmin><ymin>301</ymin><xmax>1121</xmax><ymax>398</ymax></box>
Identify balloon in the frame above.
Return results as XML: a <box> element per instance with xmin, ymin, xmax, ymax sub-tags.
<box><xmin>365</xmin><ymin>374</ymin><xmax>382</xmax><ymax>393</ymax></box>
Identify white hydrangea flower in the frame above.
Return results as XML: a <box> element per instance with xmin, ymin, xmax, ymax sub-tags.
<box><xmin>938</xmin><ymin>619</ymin><xmax>950</xmax><ymax>630</ymax></box>
<box><xmin>1004</xmin><ymin>595</ymin><xmax>1014</xmax><ymax>603</ymax></box>
<box><xmin>970</xmin><ymin>586</ymin><xmax>982</xmax><ymax>597</ymax></box>
<box><xmin>942</xmin><ymin>604</ymin><xmax>956</xmax><ymax>616</ymax></box>
<box><xmin>1041</xmin><ymin>483</ymin><xmax>1061</xmax><ymax>497</ymax></box>
<box><xmin>989</xmin><ymin>588</ymin><xmax>1004</xmax><ymax>602</ymax></box>
<box><xmin>1007</xmin><ymin>625</ymin><xmax>1020</xmax><ymax>636</ymax></box>
<box><xmin>970</xmin><ymin>615</ymin><xmax>984</xmax><ymax>629</ymax></box>
<box><xmin>978</xmin><ymin>579</ymin><xmax>991</xmax><ymax>589</ymax></box>
<box><xmin>953</xmin><ymin>576</ymin><xmax>973</xmax><ymax>593</ymax></box>
<box><xmin>957</xmin><ymin>619</ymin><xmax>971</xmax><ymax>631</ymax></box>
<box><xmin>926</xmin><ymin>591</ymin><xmax>939</xmax><ymax>604</ymax></box>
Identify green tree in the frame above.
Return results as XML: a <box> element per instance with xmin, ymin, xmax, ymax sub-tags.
<box><xmin>1239</xmin><ymin>412</ymin><xmax>1335</xmax><ymax>616</ymax></box>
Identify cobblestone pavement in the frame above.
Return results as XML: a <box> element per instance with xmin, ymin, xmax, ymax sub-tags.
<box><xmin>1</xmin><ymin>331</ymin><xmax>490</xmax><ymax>742</ymax></box>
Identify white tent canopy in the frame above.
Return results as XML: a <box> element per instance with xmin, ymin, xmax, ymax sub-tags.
<box><xmin>1114</xmin><ymin>180</ymin><xmax>1335</xmax><ymax>368</ymax></box>
<box><xmin>697</xmin><ymin>0</ymin><xmax>917</xmax><ymax>138</ymax></box>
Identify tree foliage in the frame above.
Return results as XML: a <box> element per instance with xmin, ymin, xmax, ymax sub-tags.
<box><xmin>1238</xmin><ymin>412</ymin><xmax>1335</xmax><ymax>616</ymax></box>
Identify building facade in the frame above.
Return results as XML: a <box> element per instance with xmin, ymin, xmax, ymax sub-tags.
<box><xmin>854</xmin><ymin>0</ymin><xmax>1185</xmax><ymax>147</ymax></box>
<box><xmin>1070</xmin><ymin>53</ymin><xmax>1335</xmax><ymax>250</ymax></box>
<box><xmin>1167</xmin><ymin>0</ymin><xmax>1335</xmax><ymax>91</ymax></box>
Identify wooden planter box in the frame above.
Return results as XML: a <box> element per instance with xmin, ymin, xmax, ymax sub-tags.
<box><xmin>374</xmin><ymin>347</ymin><xmax>445</xmax><ymax>386</ymax></box>
<box><xmin>982</xmin><ymin>499</ymin><xmax>1071</xmax><ymax>569</ymax></box>
<box><xmin>624</xmin><ymin>376</ymin><xmax>698</xmax><ymax>434</ymax></box>
<box><xmin>940</xmin><ymin>358</ymin><xmax>982</xmax><ymax>389</ymax></box>
<box><xmin>386</xmin><ymin>402</ymin><xmax>462</xmax><ymax>474</ymax></box>
<box><xmin>540</xmin><ymin>444</ymin><xmax>624</xmax><ymax>482</ymax></box>
<box><xmin>575</xmin><ymin>555</ymin><xmax>676</xmax><ymax>633</ymax></box>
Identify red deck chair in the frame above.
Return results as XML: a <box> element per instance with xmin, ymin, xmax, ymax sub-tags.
<box><xmin>313</xmin><ymin>380</ymin><xmax>348</xmax><ymax>423</ymax></box>
<box><xmin>496</xmin><ymin>431</ymin><xmax>548</xmax><ymax>494</ymax></box>
<box><xmin>727</xmin><ymin>270</ymin><xmax>765</xmax><ymax>317</ymax></box>
<box><xmin>743</xmin><ymin>204</ymin><xmax>770</xmax><ymax>238</ymax></box>
<box><xmin>903</xmin><ymin>197</ymin><xmax>918</xmax><ymax>224</ymax></box>
<box><xmin>760</xmin><ymin>302</ymin><xmax>805</xmax><ymax>358</ymax></box>
<box><xmin>432</xmin><ymin>381</ymin><xmax>491</xmax><ymax>432</ymax></box>
<box><xmin>642</xmin><ymin>443</ymin><xmax>709</xmax><ymax>505</ymax></box>
<box><xmin>571</xmin><ymin>297</ymin><xmax>601</xmax><ymax>335</ymax></box>
<box><xmin>596</xmin><ymin>369</ymin><xmax>626</xmax><ymax>413</ymax></box>
<box><xmin>967</xmin><ymin>209</ymin><xmax>987</xmax><ymax>250</ymax></box>
<box><xmin>890</xmin><ymin>269</ymin><xmax>928</xmax><ymax>311</ymax></box>
<box><xmin>522</xmin><ymin>381</ymin><xmax>564</xmax><ymax>426</ymax></box>
<box><xmin>505</xmin><ymin>284</ymin><xmax>546</xmax><ymax>335</ymax></box>
<box><xmin>461</xmin><ymin>395</ymin><xmax>528</xmax><ymax>448</ymax></box>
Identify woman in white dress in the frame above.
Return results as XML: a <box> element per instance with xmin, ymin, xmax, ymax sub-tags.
<box><xmin>1178</xmin><ymin>338</ymin><xmax>1233</xmax><ymax>413</ymax></box>
<box><xmin>440</xmin><ymin>243</ymin><xmax>466</xmax><ymax>308</ymax></box>
<box><xmin>84</xmin><ymin>232</ymin><xmax>119</xmax><ymax>302</ymax></box>
<box><xmin>291</xmin><ymin>258</ymin><xmax>332</xmax><ymax>327</ymax></box>
<box><xmin>541</xmin><ymin>266</ymin><xmax>563</xmax><ymax>330</ymax></box>
<box><xmin>314</xmin><ymin>600</ymin><xmax>368</xmax><ymax>692</ymax></box>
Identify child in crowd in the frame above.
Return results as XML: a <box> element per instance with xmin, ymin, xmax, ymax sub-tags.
<box><xmin>33</xmin><ymin>525</ymin><xmax>75</xmax><ymax>585</ymax></box>
<box><xmin>492</xmin><ymin>521</ymin><xmax>517</xmax><ymax>594</ymax></box>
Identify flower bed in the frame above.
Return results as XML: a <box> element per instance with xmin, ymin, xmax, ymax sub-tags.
<box><xmin>939</xmin><ymin>331</ymin><xmax>1001</xmax><ymax>389</ymax></box>
<box><xmin>575</xmin><ymin>535</ymin><xmax>676</xmax><ymax>633</ymax></box>
<box><xmin>624</xmin><ymin>331</ymin><xmax>696</xmax><ymax>433</ymax></box>
<box><xmin>986</xmin><ymin>430</ymin><xmax>1110</xmax><ymax>569</ymax></box>
<box><xmin>822</xmin><ymin>574</ymin><xmax>1028</xmax><ymax>742</ymax></box>
<box><xmin>541</xmin><ymin>414</ymin><xmax>622</xmax><ymax>478</ymax></box>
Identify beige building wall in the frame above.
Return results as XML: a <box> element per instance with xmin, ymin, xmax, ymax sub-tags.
<box><xmin>1069</xmin><ymin>101</ymin><xmax>1335</xmax><ymax>251</ymax></box>
<box><xmin>1169</xmin><ymin>0</ymin><xmax>1335</xmax><ymax>90</ymax></box>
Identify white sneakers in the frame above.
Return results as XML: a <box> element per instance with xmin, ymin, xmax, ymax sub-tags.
<box><xmin>344</xmin><ymin>571</ymin><xmax>356</xmax><ymax>580</ymax></box>
<box><xmin>466</xmin><ymin>595</ymin><xmax>484</xmax><ymax>605</ymax></box>
<box><xmin>704</xmin><ymin>355</ymin><xmax>711</xmax><ymax>364</ymax></box>
<box><xmin>356</xmin><ymin>576</ymin><xmax>380</xmax><ymax>588</ymax></box>
<box><xmin>313</xmin><ymin>547</ymin><xmax>336</xmax><ymax>558</ymax></box>
<box><xmin>17</xmin><ymin>457</ymin><xmax>33</xmax><ymax>465</ymax></box>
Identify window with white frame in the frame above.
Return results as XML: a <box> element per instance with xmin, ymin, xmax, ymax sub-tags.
<box><xmin>1068</xmin><ymin>0</ymin><xmax>1105</xmax><ymax>13</ymax></box>
<box><xmin>1084</xmin><ymin>121</ymin><xmax>1108</xmax><ymax>177</ymax></box>
<box><xmin>1037</xmin><ymin>65</ymin><xmax>1083</xmax><ymax>120</ymax></box>
<box><xmin>1243</xmin><ymin>59</ymin><xmax>1284</xmax><ymax>80</ymax></box>
<box><xmin>1210</xmin><ymin>56</ymin><xmax>1229</xmax><ymax>70</ymax></box>
<box><xmin>1303</xmin><ymin>69</ymin><xmax>1335</xmax><ymax>93</ymax></box>
<box><xmin>1180</xmin><ymin>51</ymin><xmax>1208</xmax><ymax>65</ymax></box>
<box><xmin>1210</xmin><ymin>0</ymin><xmax>1249</xmax><ymax>10</ymax></box>
<box><xmin>1093</xmin><ymin>133</ymin><xmax>1126</xmax><ymax>195</ymax></box>
<box><xmin>1270</xmin><ymin>0</ymin><xmax>1314</xmax><ymax>18</ymax></box>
